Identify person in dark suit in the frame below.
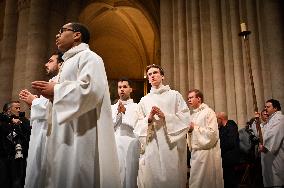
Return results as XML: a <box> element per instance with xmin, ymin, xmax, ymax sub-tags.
<box><xmin>216</xmin><ymin>112</ymin><xmax>240</xmax><ymax>188</ymax></box>
<box><xmin>0</xmin><ymin>101</ymin><xmax>30</xmax><ymax>188</ymax></box>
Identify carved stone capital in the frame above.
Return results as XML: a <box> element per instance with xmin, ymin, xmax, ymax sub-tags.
<box><xmin>18</xmin><ymin>0</ymin><xmax>30</xmax><ymax>11</ymax></box>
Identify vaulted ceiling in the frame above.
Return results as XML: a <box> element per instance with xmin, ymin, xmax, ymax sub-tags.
<box><xmin>79</xmin><ymin>0</ymin><xmax>159</xmax><ymax>80</ymax></box>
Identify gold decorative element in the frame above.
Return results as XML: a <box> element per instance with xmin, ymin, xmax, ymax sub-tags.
<box><xmin>146</xmin><ymin>123</ymin><xmax>155</xmax><ymax>144</ymax></box>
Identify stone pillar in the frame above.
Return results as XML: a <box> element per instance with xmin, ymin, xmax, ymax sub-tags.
<box><xmin>47</xmin><ymin>1</ymin><xmax>66</xmax><ymax>56</ymax></box>
<box><xmin>191</xmin><ymin>0</ymin><xmax>203</xmax><ymax>90</ymax></box>
<box><xmin>176</xmin><ymin>0</ymin><xmax>188</xmax><ymax>97</ymax></box>
<box><xmin>210</xmin><ymin>0</ymin><xmax>227</xmax><ymax>112</ymax></box>
<box><xmin>200</xmin><ymin>0</ymin><xmax>214</xmax><ymax>107</ymax></box>
<box><xmin>0</xmin><ymin>0</ymin><xmax>18</xmax><ymax>107</ymax></box>
<box><xmin>261</xmin><ymin>0</ymin><xmax>284</xmax><ymax>107</ymax></box>
<box><xmin>246</xmin><ymin>0</ymin><xmax>265</xmax><ymax>112</ymax></box>
<box><xmin>220</xmin><ymin>0</ymin><xmax>238</xmax><ymax>122</ymax></box>
<box><xmin>160</xmin><ymin>0</ymin><xmax>174</xmax><ymax>85</ymax></box>
<box><xmin>12</xmin><ymin>0</ymin><xmax>30</xmax><ymax>99</ymax></box>
<box><xmin>230</xmin><ymin>0</ymin><xmax>248</xmax><ymax>126</ymax></box>
<box><xmin>66</xmin><ymin>0</ymin><xmax>80</xmax><ymax>22</ymax></box>
<box><xmin>24</xmin><ymin>0</ymin><xmax>49</xmax><ymax>91</ymax></box>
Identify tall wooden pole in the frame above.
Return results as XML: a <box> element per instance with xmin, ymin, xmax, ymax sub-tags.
<box><xmin>239</xmin><ymin>23</ymin><xmax>263</xmax><ymax>144</ymax></box>
<box><xmin>239</xmin><ymin>23</ymin><xmax>258</xmax><ymax>112</ymax></box>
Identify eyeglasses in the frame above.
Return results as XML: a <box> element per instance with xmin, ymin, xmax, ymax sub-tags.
<box><xmin>58</xmin><ymin>27</ymin><xmax>77</xmax><ymax>34</ymax></box>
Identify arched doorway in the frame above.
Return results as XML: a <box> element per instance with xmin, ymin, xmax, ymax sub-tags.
<box><xmin>78</xmin><ymin>0</ymin><xmax>160</xmax><ymax>103</ymax></box>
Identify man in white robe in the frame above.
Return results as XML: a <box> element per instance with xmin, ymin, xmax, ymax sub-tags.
<box><xmin>134</xmin><ymin>64</ymin><xmax>190</xmax><ymax>188</ymax></box>
<box><xmin>260</xmin><ymin>99</ymin><xmax>284</xmax><ymax>187</ymax></box>
<box><xmin>111</xmin><ymin>78</ymin><xmax>140</xmax><ymax>188</ymax></box>
<box><xmin>187</xmin><ymin>89</ymin><xmax>223</xmax><ymax>188</ymax></box>
<box><xmin>31</xmin><ymin>22</ymin><xmax>121</xmax><ymax>188</ymax></box>
<box><xmin>19</xmin><ymin>52</ymin><xmax>63</xmax><ymax>188</ymax></box>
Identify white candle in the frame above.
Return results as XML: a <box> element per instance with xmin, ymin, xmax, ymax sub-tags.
<box><xmin>240</xmin><ymin>22</ymin><xmax>247</xmax><ymax>32</ymax></box>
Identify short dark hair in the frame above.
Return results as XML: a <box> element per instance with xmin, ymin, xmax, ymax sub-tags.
<box><xmin>146</xmin><ymin>64</ymin><xmax>164</xmax><ymax>76</ymax></box>
<box><xmin>266</xmin><ymin>99</ymin><xmax>281</xmax><ymax>111</ymax></box>
<box><xmin>118</xmin><ymin>77</ymin><xmax>132</xmax><ymax>87</ymax></box>
<box><xmin>52</xmin><ymin>50</ymin><xmax>63</xmax><ymax>64</ymax></box>
<box><xmin>188</xmin><ymin>89</ymin><xmax>204</xmax><ymax>103</ymax></box>
<box><xmin>3</xmin><ymin>101</ymin><xmax>20</xmax><ymax>112</ymax></box>
<box><xmin>70</xmin><ymin>22</ymin><xmax>90</xmax><ymax>44</ymax></box>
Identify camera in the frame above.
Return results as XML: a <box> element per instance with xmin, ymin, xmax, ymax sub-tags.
<box><xmin>15</xmin><ymin>144</ymin><xmax>23</xmax><ymax>159</ymax></box>
<box><xmin>245</xmin><ymin>118</ymin><xmax>260</xmax><ymax>145</ymax></box>
<box><xmin>245</xmin><ymin>128</ymin><xmax>259</xmax><ymax>145</ymax></box>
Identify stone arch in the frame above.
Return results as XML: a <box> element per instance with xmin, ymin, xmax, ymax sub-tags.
<box><xmin>78</xmin><ymin>0</ymin><xmax>159</xmax><ymax>102</ymax></box>
<box><xmin>78</xmin><ymin>1</ymin><xmax>159</xmax><ymax>80</ymax></box>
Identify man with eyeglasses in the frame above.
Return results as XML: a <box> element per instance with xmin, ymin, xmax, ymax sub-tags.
<box><xmin>31</xmin><ymin>22</ymin><xmax>121</xmax><ymax>188</ymax></box>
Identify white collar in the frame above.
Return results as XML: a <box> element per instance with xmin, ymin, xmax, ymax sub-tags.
<box><xmin>62</xmin><ymin>43</ymin><xmax>89</xmax><ymax>61</ymax></box>
<box><xmin>150</xmin><ymin>85</ymin><xmax>170</xmax><ymax>94</ymax></box>
<box><xmin>193</xmin><ymin>103</ymin><xmax>208</xmax><ymax>113</ymax></box>
<box><xmin>117</xmin><ymin>99</ymin><xmax>134</xmax><ymax>105</ymax></box>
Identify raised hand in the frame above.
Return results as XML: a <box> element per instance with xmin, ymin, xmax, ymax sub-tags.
<box><xmin>117</xmin><ymin>101</ymin><xmax>126</xmax><ymax>114</ymax></box>
<box><xmin>19</xmin><ymin>89</ymin><xmax>37</xmax><ymax>107</ymax></box>
<box><xmin>148</xmin><ymin>106</ymin><xmax>165</xmax><ymax>123</ymax></box>
<box><xmin>32</xmin><ymin>81</ymin><xmax>56</xmax><ymax>100</ymax></box>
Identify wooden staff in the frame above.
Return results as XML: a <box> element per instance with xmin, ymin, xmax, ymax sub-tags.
<box><xmin>239</xmin><ymin>23</ymin><xmax>263</xmax><ymax>144</ymax></box>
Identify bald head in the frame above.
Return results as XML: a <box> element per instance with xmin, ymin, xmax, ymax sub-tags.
<box><xmin>216</xmin><ymin>112</ymin><xmax>228</xmax><ymax>127</ymax></box>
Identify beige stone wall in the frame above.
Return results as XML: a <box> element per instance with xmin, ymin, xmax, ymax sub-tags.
<box><xmin>0</xmin><ymin>0</ymin><xmax>283</xmax><ymax>127</ymax></box>
<box><xmin>160</xmin><ymin>0</ymin><xmax>284</xmax><ymax>127</ymax></box>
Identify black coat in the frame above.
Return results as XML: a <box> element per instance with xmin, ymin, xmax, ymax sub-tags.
<box><xmin>219</xmin><ymin>120</ymin><xmax>240</xmax><ymax>167</ymax></box>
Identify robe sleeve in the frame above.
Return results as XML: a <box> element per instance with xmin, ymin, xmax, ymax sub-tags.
<box><xmin>53</xmin><ymin>52</ymin><xmax>107</xmax><ymax>124</ymax></box>
<box><xmin>111</xmin><ymin>104</ymin><xmax>121</xmax><ymax>130</ymax></box>
<box><xmin>164</xmin><ymin>92</ymin><xmax>190</xmax><ymax>143</ymax></box>
<box><xmin>121</xmin><ymin>105</ymin><xmax>139</xmax><ymax>130</ymax></box>
<box><xmin>263</xmin><ymin>115</ymin><xmax>284</xmax><ymax>155</ymax></box>
<box><xmin>193</xmin><ymin>109</ymin><xmax>219</xmax><ymax>150</ymax></box>
<box><xmin>133</xmin><ymin>102</ymin><xmax>148</xmax><ymax>140</ymax></box>
<box><xmin>30</xmin><ymin>97</ymin><xmax>50</xmax><ymax>122</ymax></box>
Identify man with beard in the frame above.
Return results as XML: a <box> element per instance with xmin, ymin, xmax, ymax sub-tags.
<box><xmin>31</xmin><ymin>22</ymin><xmax>121</xmax><ymax>188</ymax></box>
<box><xmin>19</xmin><ymin>51</ymin><xmax>63</xmax><ymax>188</ymax></box>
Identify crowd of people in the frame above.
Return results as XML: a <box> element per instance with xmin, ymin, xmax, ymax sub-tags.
<box><xmin>0</xmin><ymin>22</ymin><xmax>283</xmax><ymax>188</ymax></box>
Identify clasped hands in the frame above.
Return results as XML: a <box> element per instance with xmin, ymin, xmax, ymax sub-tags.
<box><xmin>188</xmin><ymin>122</ymin><xmax>195</xmax><ymax>133</ymax></box>
<box><xmin>117</xmin><ymin>101</ymin><xmax>126</xmax><ymax>114</ymax></box>
<box><xmin>148</xmin><ymin>106</ymin><xmax>165</xmax><ymax>123</ymax></box>
<box><xmin>31</xmin><ymin>81</ymin><xmax>56</xmax><ymax>100</ymax></box>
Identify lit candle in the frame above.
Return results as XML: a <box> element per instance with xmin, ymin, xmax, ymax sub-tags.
<box><xmin>240</xmin><ymin>22</ymin><xmax>247</xmax><ymax>32</ymax></box>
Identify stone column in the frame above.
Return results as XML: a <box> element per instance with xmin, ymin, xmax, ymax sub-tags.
<box><xmin>210</xmin><ymin>0</ymin><xmax>227</xmax><ymax>112</ymax></box>
<box><xmin>261</xmin><ymin>0</ymin><xmax>284</xmax><ymax>106</ymax></box>
<box><xmin>200</xmin><ymin>0</ymin><xmax>214</xmax><ymax>107</ymax></box>
<box><xmin>191</xmin><ymin>0</ymin><xmax>203</xmax><ymax>90</ymax></box>
<box><xmin>230</xmin><ymin>0</ymin><xmax>248</xmax><ymax>126</ymax></box>
<box><xmin>246</xmin><ymin>0</ymin><xmax>265</xmax><ymax>112</ymax></box>
<box><xmin>160</xmin><ymin>0</ymin><xmax>174</xmax><ymax>85</ymax></box>
<box><xmin>0</xmin><ymin>0</ymin><xmax>18</xmax><ymax>107</ymax></box>
<box><xmin>47</xmin><ymin>1</ymin><xmax>66</xmax><ymax>56</ymax></box>
<box><xmin>24</xmin><ymin>0</ymin><xmax>49</xmax><ymax>90</ymax></box>
<box><xmin>66</xmin><ymin>0</ymin><xmax>80</xmax><ymax>22</ymax></box>
<box><xmin>12</xmin><ymin>0</ymin><xmax>30</xmax><ymax>99</ymax></box>
<box><xmin>220</xmin><ymin>0</ymin><xmax>238</xmax><ymax>121</ymax></box>
<box><xmin>176</xmin><ymin>0</ymin><xmax>188</xmax><ymax>97</ymax></box>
